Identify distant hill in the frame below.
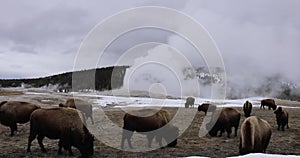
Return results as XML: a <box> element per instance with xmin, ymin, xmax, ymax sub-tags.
<box><xmin>0</xmin><ymin>66</ymin><xmax>129</xmax><ymax>92</ymax></box>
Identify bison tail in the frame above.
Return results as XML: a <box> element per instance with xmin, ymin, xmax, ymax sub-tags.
<box><xmin>241</xmin><ymin>120</ymin><xmax>254</xmax><ymax>153</ymax></box>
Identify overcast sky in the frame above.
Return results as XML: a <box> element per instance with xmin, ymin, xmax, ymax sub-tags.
<box><xmin>0</xmin><ymin>0</ymin><xmax>299</xmax><ymax>84</ymax></box>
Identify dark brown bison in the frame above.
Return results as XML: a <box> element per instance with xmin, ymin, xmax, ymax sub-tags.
<box><xmin>197</xmin><ymin>103</ymin><xmax>217</xmax><ymax>115</ymax></box>
<box><xmin>0</xmin><ymin>101</ymin><xmax>40</xmax><ymax>136</ymax></box>
<box><xmin>206</xmin><ymin>107</ymin><xmax>241</xmax><ymax>138</ymax></box>
<box><xmin>27</xmin><ymin>108</ymin><xmax>94</xmax><ymax>157</ymax></box>
<box><xmin>239</xmin><ymin>116</ymin><xmax>272</xmax><ymax>155</ymax></box>
<box><xmin>59</xmin><ymin>98</ymin><xmax>94</xmax><ymax>124</ymax></box>
<box><xmin>260</xmin><ymin>99</ymin><xmax>277</xmax><ymax>110</ymax></box>
<box><xmin>274</xmin><ymin>107</ymin><xmax>289</xmax><ymax>131</ymax></box>
<box><xmin>243</xmin><ymin>100</ymin><xmax>252</xmax><ymax>117</ymax></box>
<box><xmin>185</xmin><ymin>97</ymin><xmax>195</xmax><ymax>108</ymax></box>
<box><xmin>121</xmin><ymin>109</ymin><xmax>179</xmax><ymax>149</ymax></box>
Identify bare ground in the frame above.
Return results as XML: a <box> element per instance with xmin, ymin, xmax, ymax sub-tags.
<box><xmin>0</xmin><ymin>89</ymin><xmax>299</xmax><ymax>157</ymax></box>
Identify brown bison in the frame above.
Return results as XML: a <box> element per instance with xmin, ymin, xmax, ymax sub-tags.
<box><xmin>243</xmin><ymin>100</ymin><xmax>252</xmax><ymax>117</ymax></box>
<box><xmin>121</xmin><ymin>109</ymin><xmax>179</xmax><ymax>149</ymax></box>
<box><xmin>239</xmin><ymin>116</ymin><xmax>272</xmax><ymax>155</ymax></box>
<box><xmin>206</xmin><ymin>107</ymin><xmax>241</xmax><ymax>138</ymax></box>
<box><xmin>274</xmin><ymin>107</ymin><xmax>289</xmax><ymax>131</ymax></box>
<box><xmin>59</xmin><ymin>98</ymin><xmax>94</xmax><ymax>124</ymax></box>
<box><xmin>27</xmin><ymin>108</ymin><xmax>94</xmax><ymax>157</ymax></box>
<box><xmin>185</xmin><ymin>97</ymin><xmax>195</xmax><ymax>108</ymax></box>
<box><xmin>0</xmin><ymin>101</ymin><xmax>40</xmax><ymax>136</ymax></box>
<box><xmin>197</xmin><ymin>103</ymin><xmax>217</xmax><ymax>115</ymax></box>
<box><xmin>260</xmin><ymin>99</ymin><xmax>277</xmax><ymax>110</ymax></box>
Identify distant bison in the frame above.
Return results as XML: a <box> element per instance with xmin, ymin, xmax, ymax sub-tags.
<box><xmin>0</xmin><ymin>101</ymin><xmax>40</xmax><ymax>136</ymax></box>
<box><xmin>206</xmin><ymin>107</ymin><xmax>241</xmax><ymax>138</ymax></box>
<box><xmin>27</xmin><ymin>108</ymin><xmax>94</xmax><ymax>157</ymax></box>
<box><xmin>260</xmin><ymin>99</ymin><xmax>277</xmax><ymax>110</ymax></box>
<box><xmin>197</xmin><ymin>103</ymin><xmax>217</xmax><ymax>115</ymax></box>
<box><xmin>239</xmin><ymin>116</ymin><xmax>272</xmax><ymax>155</ymax></box>
<box><xmin>243</xmin><ymin>101</ymin><xmax>252</xmax><ymax>117</ymax></box>
<box><xmin>274</xmin><ymin>107</ymin><xmax>289</xmax><ymax>131</ymax></box>
<box><xmin>185</xmin><ymin>97</ymin><xmax>195</xmax><ymax>108</ymax></box>
<box><xmin>121</xmin><ymin>109</ymin><xmax>179</xmax><ymax>149</ymax></box>
<box><xmin>59</xmin><ymin>98</ymin><xmax>94</xmax><ymax>124</ymax></box>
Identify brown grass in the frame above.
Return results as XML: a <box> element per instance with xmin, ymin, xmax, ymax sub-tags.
<box><xmin>0</xmin><ymin>106</ymin><xmax>299</xmax><ymax>158</ymax></box>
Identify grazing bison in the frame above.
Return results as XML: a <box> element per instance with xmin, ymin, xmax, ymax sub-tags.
<box><xmin>206</xmin><ymin>107</ymin><xmax>241</xmax><ymax>138</ymax></box>
<box><xmin>121</xmin><ymin>109</ymin><xmax>179</xmax><ymax>149</ymax></box>
<box><xmin>59</xmin><ymin>98</ymin><xmax>94</xmax><ymax>124</ymax></box>
<box><xmin>197</xmin><ymin>103</ymin><xmax>217</xmax><ymax>115</ymax></box>
<box><xmin>185</xmin><ymin>97</ymin><xmax>195</xmax><ymax>108</ymax></box>
<box><xmin>27</xmin><ymin>108</ymin><xmax>94</xmax><ymax>157</ymax></box>
<box><xmin>260</xmin><ymin>99</ymin><xmax>277</xmax><ymax>110</ymax></box>
<box><xmin>239</xmin><ymin>116</ymin><xmax>272</xmax><ymax>155</ymax></box>
<box><xmin>243</xmin><ymin>100</ymin><xmax>252</xmax><ymax>117</ymax></box>
<box><xmin>0</xmin><ymin>101</ymin><xmax>40</xmax><ymax>136</ymax></box>
<box><xmin>274</xmin><ymin>107</ymin><xmax>289</xmax><ymax>131</ymax></box>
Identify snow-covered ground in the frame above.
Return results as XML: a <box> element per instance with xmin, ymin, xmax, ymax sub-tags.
<box><xmin>70</xmin><ymin>92</ymin><xmax>300</xmax><ymax>109</ymax></box>
<box><xmin>186</xmin><ymin>153</ymin><xmax>300</xmax><ymax>158</ymax></box>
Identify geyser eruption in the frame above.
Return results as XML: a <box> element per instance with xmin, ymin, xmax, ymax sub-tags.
<box><xmin>118</xmin><ymin>44</ymin><xmax>200</xmax><ymax>98</ymax></box>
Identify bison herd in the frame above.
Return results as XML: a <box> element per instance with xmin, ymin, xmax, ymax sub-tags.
<box><xmin>186</xmin><ymin>97</ymin><xmax>289</xmax><ymax>155</ymax></box>
<box><xmin>0</xmin><ymin>97</ymin><xmax>291</xmax><ymax>157</ymax></box>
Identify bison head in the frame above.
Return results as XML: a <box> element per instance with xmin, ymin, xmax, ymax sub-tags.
<box><xmin>59</xmin><ymin>103</ymin><xmax>65</xmax><ymax>107</ymax></box>
<box><xmin>272</xmin><ymin>104</ymin><xmax>277</xmax><ymax>110</ymax></box>
<box><xmin>78</xmin><ymin>126</ymin><xmax>94</xmax><ymax>157</ymax></box>
<box><xmin>208</xmin><ymin>125</ymin><xmax>218</xmax><ymax>137</ymax></box>
<box><xmin>164</xmin><ymin>126</ymin><xmax>179</xmax><ymax>147</ymax></box>
<box><xmin>274</xmin><ymin>107</ymin><xmax>283</xmax><ymax>118</ymax></box>
<box><xmin>197</xmin><ymin>105</ymin><xmax>203</xmax><ymax>112</ymax></box>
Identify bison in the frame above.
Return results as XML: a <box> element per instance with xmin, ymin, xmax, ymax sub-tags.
<box><xmin>239</xmin><ymin>116</ymin><xmax>272</xmax><ymax>155</ymax></box>
<box><xmin>121</xmin><ymin>109</ymin><xmax>179</xmax><ymax>149</ymax></box>
<box><xmin>59</xmin><ymin>98</ymin><xmax>94</xmax><ymax>125</ymax></box>
<box><xmin>197</xmin><ymin>103</ymin><xmax>217</xmax><ymax>115</ymax></box>
<box><xmin>0</xmin><ymin>101</ymin><xmax>40</xmax><ymax>136</ymax></box>
<box><xmin>206</xmin><ymin>107</ymin><xmax>241</xmax><ymax>138</ymax></box>
<box><xmin>27</xmin><ymin>108</ymin><xmax>94</xmax><ymax>157</ymax></box>
<box><xmin>260</xmin><ymin>99</ymin><xmax>277</xmax><ymax>110</ymax></box>
<box><xmin>185</xmin><ymin>97</ymin><xmax>195</xmax><ymax>108</ymax></box>
<box><xmin>243</xmin><ymin>100</ymin><xmax>252</xmax><ymax>117</ymax></box>
<box><xmin>274</xmin><ymin>107</ymin><xmax>289</xmax><ymax>131</ymax></box>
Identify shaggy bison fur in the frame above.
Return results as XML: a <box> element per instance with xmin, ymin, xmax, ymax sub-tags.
<box><xmin>239</xmin><ymin>116</ymin><xmax>272</xmax><ymax>155</ymax></box>
<box><xmin>243</xmin><ymin>100</ymin><xmax>252</xmax><ymax>117</ymax></box>
<box><xmin>121</xmin><ymin>109</ymin><xmax>179</xmax><ymax>149</ymax></box>
<box><xmin>206</xmin><ymin>107</ymin><xmax>241</xmax><ymax>138</ymax></box>
<box><xmin>274</xmin><ymin>107</ymin><xmax>289</xmax><ymax>131</ymax></box>
<box><xmin>261</xmin><ymin>99</ymin><xmax>277</xmax><ymax>110</ymax></box>
<box><xmin>197</xmin><ymin>103</ymin><xmax>217</xmax><ymax>115</ymax></box>
<box><xmin>0</xmin><ymin>101</ymin><xmax>40</xmax><ymax>136</ymax></box>
<box><xmin>27</xmin><ymin>108</ymin><xmax>94</xmax><ymax>157</ymax></box>
<box><xmin>59</xmin><ymin>98</ymin><xmax>94</xmax><ymax>125</ymax></box>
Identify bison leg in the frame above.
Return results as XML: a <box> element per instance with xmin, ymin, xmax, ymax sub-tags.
<box><xmin>234</xmin><ymin>126</ymin><xmax>238</xmax><ymax>137</ymax></box>
<box><xmin>218</xmin><ymin>128</ymin><xmax>225</xmax><ymax>137</ymax></box>
<box><xmin>81</xmin><ymin>112</ymin><xmax>87</xmax><ymax>125</ymax></box>
<box><xmin>147</xmin><ymin>134</ymin><xmax>155</xmax><ymax>148</ymax></box>
<box><xmin>121</xmin><ymin>130</ymin><xmax>133</xmax><ymax>149</ymax></box>
<box><xmin>226</xmin><ymin>128</ymin><xmax>232</xmax><ymax>138</ymax></box>
<box><xmin>58</xmin><ymin>140</ymin><xmax>63</xmax><ymax>155</ymax></box>
<box><xmin>37</xmin><ymin>135</ymin><xmax>46</xmax><ymax>153</ymax></box>
<box><xmin>89</xmin><ymin>115</ymin><xmax>94</xmax><ymax>125</ymax></box>
<box><xmin>8</xmin><ymin>122</ymin><xmax>18</xmax><ymax>136</ymax></box>
<box><xmin>282</xmin><ymin>124</ymin><xmax>285</xmax><ymax>131</ymax></box>
<box><xmin>27</xmin><ymin>131</ymin><xmax>37</xmax><ymax>152</ymax></box>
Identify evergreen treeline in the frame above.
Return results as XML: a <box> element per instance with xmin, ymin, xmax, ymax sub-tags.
<box><xmin>0</xmin><ymin>66</ymin><xmax>129</xmax><ymax>92</ymax></box>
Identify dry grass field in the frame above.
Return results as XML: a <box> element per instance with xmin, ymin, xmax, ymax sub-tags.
<box><xmin>0</xmin><ymin>89</ymin><xmax>299</xmax><ymax>157</ymax></box>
